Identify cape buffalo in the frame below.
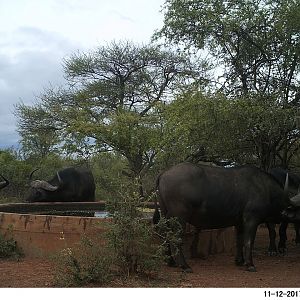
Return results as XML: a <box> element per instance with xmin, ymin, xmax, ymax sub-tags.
<box><xmin>25</xmin><ymin>167</ymin><xmax>95</xmax><ymax>202</ymax></box>
<box><xmin>0</xmin><ymin>174</ymin><xmax>9</xmax><ymax>190</ymax></box>
<box><xmin>153</xmin><ymin>162</ymin><xmax>300</xmax><ymax>272</ymax></box>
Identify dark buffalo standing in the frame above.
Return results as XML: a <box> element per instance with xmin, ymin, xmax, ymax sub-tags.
<box><xmin>25</xmin><ymin>167</ymin><xmax>95</xmax><ymax>202</ymax></box>
<box><xmin>0</xmin><ymin>174</ymin><xmax>9</xmax><ymax>190</ymax></box>
<box><xmin>154</xmin><ymin>162</ymin><xmax>300</xmax><ymax>272</ymax></box>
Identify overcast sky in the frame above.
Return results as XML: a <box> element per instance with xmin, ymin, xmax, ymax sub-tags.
<box><xmin>0</xmin><ymin>0</ymin><xmax>165</xmax><ymax>149</ymax></box>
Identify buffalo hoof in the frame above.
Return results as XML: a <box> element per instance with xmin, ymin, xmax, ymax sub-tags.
<box><xmin>235</xmin><ymin>258</ymin><xmax>244</xmax><ymax>266</ymax></box>
<box><xmin>167</xmin><ymin>258</ymin><xmax>177</xmax><ymax>268</ymax></box>
<box><xmin>182</xmin><ymin>267</ymin><xmax>193</xmax><ymax>273</ymax></box>
<box><xmin>278</xmin><ymin>247</ymin><xmax>287</xmax><ymax>255</ymax></box>
<box><xmin>246</xmin><ymin>266</ymin><xmax>257</xmax><ymax>272</ymax></box>
<box><xmin>268</xmin><ymin>250</ymin><xmax>278</xmax><ymax>256</ymax></box>
<box><xmin>190</xmin><ymin>252</ymin><xmax>200</xmax><ymax>259</ymax></box>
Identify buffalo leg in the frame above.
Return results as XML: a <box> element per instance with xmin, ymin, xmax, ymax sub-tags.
<box><xmin>235</xmin><ymin>225</ymin><xmax>244</xmax><ymax>266</ymax></box>
<box><xmin>176</xmin><ymin>220</ymin><xmax>192</xmax><ymax>272</ymax></box>
<box><xmin>164</xmin><ymin>217</ymin><xmax>191</xmax><ymax>272</ymax></box>
<box><xmin>278</xmin><ymin>222</ymin><xmax>288</xmax><ymax>254</ymax></box>
<box><xmin>165</xmin><ymin>243</ymin><xmax>177</xmax><ymax>267</ymax></box>
<box><xmin>266</xmin><ymin>223</ymin><xmax>277</xmax><ymax>255</ymax></box>
<box><xmin>190</xmin><ymin>229</ymin><xmax>200</xmax><ymax>258</ymax></box>
<box><xmin>163</xmin><ymin>219</ymin><xmax>177</xmax><ymax>267</ymax></box>
<box><xmin>243</xmin><ymin>221</ymin><xmax>259</xmax><ymax>272</ymax></box>
<box><xmin>295</xmin><ymin>224</ymin><xmax>300</xmax><ymax>244</ymax></box>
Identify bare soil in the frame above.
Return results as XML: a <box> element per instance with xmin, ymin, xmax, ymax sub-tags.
<box><xmin>1</xmin><ymin>226</ymin><xmax>300</xmax><ymax>288</ymax></box>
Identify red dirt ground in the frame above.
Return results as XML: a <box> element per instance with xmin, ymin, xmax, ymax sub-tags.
<box><xmin>1</xmin><ymin>226</ymin><xmax>300</xmax><ymax>288</ymax></box>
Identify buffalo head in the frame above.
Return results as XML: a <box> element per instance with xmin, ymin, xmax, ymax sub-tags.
<box><xmin>282</xmin><ymin>205</ymin><xmax>300</xmax><ymax>222</ymax></box>
<box><xmin>283</xmin><ymin>193</ymin><xmax>300</xmax><ymax>222</ymax></box>
<box><xmin>282</xmin><ymin>173</ymin><xmax>300</xmax><ymax>222</ymax></box>
<box><xmin>25</xmin><ymin>171</ymin><xmax>62</xmax><ymax>202</ymax></box>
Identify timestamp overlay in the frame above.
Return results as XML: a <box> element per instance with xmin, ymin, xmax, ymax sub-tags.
<box><xmin>264</xmin><ymin>290</ymin><xmax>300</xmax><ymax>298</ymax></box>
<box><xmin>215</xmin><ymin>289</ymin><xmax>300</xmax><ymax>300</ymax></box>
<box><xmin>158</xmin><ymin>288</ymin><xmax>300</xmax><ymax>300</ymax></box>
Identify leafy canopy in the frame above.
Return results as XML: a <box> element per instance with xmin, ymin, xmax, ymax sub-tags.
<box><xmin>156</xmin><ymin>0</ymin><xmax>300</xmax><ymax>100</ymax></box>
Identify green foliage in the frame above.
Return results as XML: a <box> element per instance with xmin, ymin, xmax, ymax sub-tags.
<box><xmin>0</xmin><ymin>149</ymin><xmax>33</xmax><ymax>202</ymax></box>
<box><xmin>53</xmin><ymin>236</ymin><xmax>113</xmax><ymax>287</ymax></box>
<box><xmin>53</xmin><ymin>180</ymin><xmax>166</xmax><ymax>287</ymax></box>
<box><xmin>0</xmin><ymin>227</ymin><xmax>23</xmax><ymax>259</ymax></box>
<box><xmin>90</xmin><ymin>152</ymin><xmax>130</xmax><ymax>201</ymax></box>
<box><xmin>161</xmin><ymin>90</ymin><xmax>299</xmax><ymax>168</ymax></box>
<box><xmin>153</xmin><ymin>216</ymin><xmax>183</xmax><ymax>264</ymax></box>
<box><xmin>157</xmin><ymin>0</ymin><xmax>300</xmax><ymax>101</ymax></box>
<box><xmin>14</xmin><ymin>104</ymin><xmax>60</xmax><ymax>159</ymax></box>
<box><xmin>105</xmin><ymin>181</ymin><xmax>164</xmax><ymax>276</ymax></box>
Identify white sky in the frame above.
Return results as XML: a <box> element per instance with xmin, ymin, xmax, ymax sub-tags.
<box><xmin>0</xmin><ymin>0</ymin><xmax>165</xmax><ymax>149</ymax></box>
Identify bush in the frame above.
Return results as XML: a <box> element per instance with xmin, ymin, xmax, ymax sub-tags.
<box><xmin>53</xmin><ymin>235</ymin><xmax>113</xmax><ymax>287</ymax></box>
<box><xmin>0</xmin><ymin>228</ymin><xmax>23</xmax><ymax>259</ymax></box>
<box><xmin>105</xmin><ymin>181</ymin><xmax>165</xmax><ymax>277</ymax></box>
<box><xmin>153</xmin><ymin>216</ymin><xmax>184</xmax><ymax>266</ymax></box>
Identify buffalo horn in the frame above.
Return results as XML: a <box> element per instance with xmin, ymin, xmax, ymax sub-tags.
<box><xmin>283</xmin><ymin>172</ymin><xmax>289</xmax><ymax>201</ymax></box>
<box><xmin>284</xmin><ymin>172</ymin><xmax>289</xmax><ymax>193</ymax></box>
<box><xmin>29</xmin><ymin>168</ymin><xmax>39</xmax><ymax>180</ymax></box>
<box><xmin>57</xmin><ymin>171</ymin><xmax>63</xmax><ymax>184</ymax></box>
<box><xmin>30</xmin><ymin>180</ymin><xmax>58</xmax><ymax>191</ymax></box>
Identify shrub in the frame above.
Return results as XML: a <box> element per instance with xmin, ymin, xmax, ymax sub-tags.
<box><xmin>53</xmin><ymin>180</ymin><xmax>167</xmax><ymax>286</ymax></box>
<box><xmin>153</xmin><ymin>216</ymin><xmax>183</xmax><ymax>266</ymax></box>
<box><xmin>52</xmin><ymin>175</ymin><xmax>183</xmax><ymax>287</ymax></box>
<box><xmin>53</xmin><ymin>235</ymin><xmax>113</xmax><ymax>287</ymax></box>
<box><xmin>105</xmin><ymin>181</ymin><xmax>165</xmax><ymax>277</ymax></box>
<box><xmin>0</xmin><ymin>228</ymin><xmax>23</xmax><ymax>259</ymax></box>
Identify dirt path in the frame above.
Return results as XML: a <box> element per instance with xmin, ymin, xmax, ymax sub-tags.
<box><xmin>1</xmin><ymin>226</ymin><xmax>300</xmax><ymax>287</ymax></box>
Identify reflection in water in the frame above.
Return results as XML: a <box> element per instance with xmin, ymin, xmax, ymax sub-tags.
<box><xmin>94</xmin><ymin>211</ymin><xmax>110</xmax><ymax>218</ymax></box>
<box><xmin>30</xmin><ymin>210</ymin><xmax>110</xmax><ymax>218</ymax></box>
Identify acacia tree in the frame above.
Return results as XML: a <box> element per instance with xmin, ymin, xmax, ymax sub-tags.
<box><xmin>156</xmin><ymin>0</ymin><xmax>300</xmax><ymax>169</ymax></box>
<box><xmin>15</xmin><ymin>104</ymin><xmax>60</xmax><ymax>160</ymax></box>
<box><xmin>157</xmin><ymin>0</ymin><xmax>300</xmax><ymax>97</ymax></box>
<box><xmin>16</xmin><ymin>41</ymin><xmax>208</xmax><ymax>195</ymax></box>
